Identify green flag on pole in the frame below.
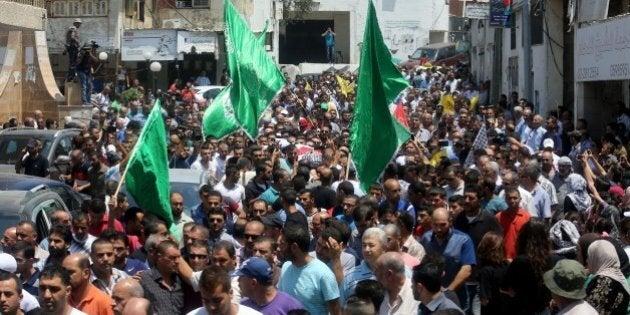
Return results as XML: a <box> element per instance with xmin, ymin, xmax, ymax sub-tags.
<box><xmin>125</xmin><ymin>100</ymin><xmax>173</xmax><ymax>229</ymax></box>
<box><xmin>223</xmin><ymin>0</ymin><xmax>284</xmax><ymax>138</ymax></box>
<box><xmin>257</xmin><ymin>20</ymin><xmax>269</xmax><ymax>47</ymax></box>
<box><xmin>350</xmin><ymin>0</ymin><xmax>411</xmax><ymax>192</ymax></box>
<box><xmin>202</xmin><ymin>85</ymin><xmax>241</xmax><ymax>139</ymax></box>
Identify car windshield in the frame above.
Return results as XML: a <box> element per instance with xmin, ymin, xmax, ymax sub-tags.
<box><xmin>203</xmin><ymin>88</ymin><xmax>222</xmax><ymax>100</ymax></box>
<box><xmin>410</xmin><ymin>48</ymin><xmax>438</xmax><ymax>60</ymax></box>
<box><xmin>171</xmin><ymin>182</ymin><xmax>200</xmax><ymax>217</ymax></box>
<box><xmin>123</xmin><ymin>181</ymin><xmax>200</xmax><ymax>217</ymax></box>
<box><xmin>0</xmin><ymin>137</ymin><xmax>52</xmax><ymax>164</ymax></box>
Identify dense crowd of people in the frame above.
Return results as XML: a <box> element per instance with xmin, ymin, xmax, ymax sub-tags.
<box><xmin>3</xmin><ymin>62</ymin><xmax>630</xmax><ymax>315</ymax></box>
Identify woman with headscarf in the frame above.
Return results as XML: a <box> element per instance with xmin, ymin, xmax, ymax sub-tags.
<box><xmin>585</xmin><ymin>240</ymin><xmax>630</xmax><ymax>315</ymax></box>
<box><xmin>564</xmin><ymin>173</ymin><xmax>592</xmax><ymax>213</ymax></box>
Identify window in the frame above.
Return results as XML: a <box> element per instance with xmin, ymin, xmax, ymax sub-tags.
<box><xmin>531</xmin><ymin>11</ymin><xmax>543</xmax><ymax>45</ymax></box>
<box><xmin>49</xmin><ymin>0</ymin><xmax>108</xmax><ymax>16</ymax></box>
<box><xmin>176</xmin><ymin>0</ymin><xmax>209</xmax><ymax>8</ymax></box>
<box><xmin>53</xmin><ymin>1</ymin><xmax>66</xmax><ymax>16</ymax></box>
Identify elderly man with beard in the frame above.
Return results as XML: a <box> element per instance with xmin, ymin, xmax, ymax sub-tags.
<box><xmin>90</xmin><ymin>238</ymin><xmax>128</xmax><ymax>296</ymax></box>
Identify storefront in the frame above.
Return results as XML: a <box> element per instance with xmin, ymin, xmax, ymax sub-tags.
<box><xmin>574</xmin><ymin>15</ymin><xmax>630</xmax><ymax>138</ymax></box>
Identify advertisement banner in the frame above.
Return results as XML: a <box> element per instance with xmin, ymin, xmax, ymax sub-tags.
<box><xmin>489</xmin><ymin>0</ymin><xmax>512</xmax><ymax>27</ymax></box>
<box><xmin>177</xmin><ymin>31</ymin><xmax>218</xmax><ymax>54</ymax></box>
<box><xmin>576</xmin><ymin>16</ymin><xmax>630</xmax><ymax>82</ymax></box>
<box><xmin>121</xmin><ymin>29</ymin><xmax>181</xmax><ymax>61</ymax></box>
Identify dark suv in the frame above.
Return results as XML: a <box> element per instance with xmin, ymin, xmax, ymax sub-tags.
<box><xmin>0</xmin><ymin>128</ymin><xmax>81</xmax><ymax>179</ymax></box>
<box><xmin>0</xmin><ymin>187</ymin><xmax>70</xmax><ymax>243</ymax></box>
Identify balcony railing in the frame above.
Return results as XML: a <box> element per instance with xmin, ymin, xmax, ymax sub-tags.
<box><xmin>3</xmin><ymin>0</ymin><xmax>45</xmax><ymax>8</ymax></box>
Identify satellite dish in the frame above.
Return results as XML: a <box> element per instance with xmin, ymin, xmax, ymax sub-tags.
<box><xmin>456</xmin><ymin>40</ymin><xmax>470</xmax><ymax>53</ymax></box>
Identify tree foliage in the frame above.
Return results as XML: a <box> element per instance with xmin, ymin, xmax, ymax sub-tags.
<box><xmin>280</xmin><ymin>0</ymin><xmax>314</xmax><ymax>25</ymax></box>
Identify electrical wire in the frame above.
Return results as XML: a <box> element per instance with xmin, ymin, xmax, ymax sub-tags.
<box><xmin>542</xmin><ymin>1</ymin><xmax>563</xmax><ymax>78</ymax></box>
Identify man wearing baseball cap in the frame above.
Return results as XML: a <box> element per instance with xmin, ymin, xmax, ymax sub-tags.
<box><xmin>236</xmin><ymin>257</ymin><xmax>303</xmax><ymax>314</ymax></box>
<box><xmin>543</xmin><ymin>259</ymin><xmax>597</xmax><ymax>314</ymax></box>
<box><xmin>0</xmin><ymin>253</ymin><xmax>41</xmax><ymax>313</ymax></box>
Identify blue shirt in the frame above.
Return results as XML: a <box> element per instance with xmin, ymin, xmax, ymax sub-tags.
<box><xmin>125</xmin><ymin>257</ymin><xmax>148</xmax><ymax>276</ymax></box>
<box><xmin>530</xmin><ymin>185</ymin><xmax>552</xmax><ymax>219</ymax></box>
<box><xmin>259</xmin><ymin>187</ymin><xmax>280</xmax><ymax>205</ymax></box>
<box><xmin>523</xmin><ymin>126</ymin><xmax>547</xmax><ymax>152</ymax></box>
<box><xmin>421</xmin><ymin>229</ymin><xmax>477</xmax><ymax>288</ymax></box>
<box><xmin>341</xmin><ymin>260</ymin><xmax>374</xmax><ymax>301</ymax></box>
<box><xmin>324</xmin><ymin>33</ymin><xmax>335</xmax><ymax>47</ymax></box>
<box><xmin>335</xmin><ymin>214</ymin><xmax>355</xmax><ymax>230</ymax></box>
<box><xmin>380</xmin><ymin>199</ymin><xmax>416</xmax><ymax>224</ymax></box>
<box><xmin>278</xmin><ymin>258</ymin><xmax>340</xmax><ymax>315</ymax></box>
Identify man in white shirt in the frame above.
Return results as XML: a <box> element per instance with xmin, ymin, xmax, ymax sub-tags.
<box><xmin>191</xmin><ymin>143</ymin><xmax>216</xmax><ymax>184</ymax></box>
<box><xmin>212</xmin><ymin>143</ymin><xmax>230</xmax><ymax>180</ymax></box>
<box><xmin>374</xmin><ymin>252</ymin><xmax>419</xmax><ymax>315</ymax></box>
<box><xmin>214</xmin><ymin>166</ymin><xmax>246</xmax><ymax>211</ymax></box>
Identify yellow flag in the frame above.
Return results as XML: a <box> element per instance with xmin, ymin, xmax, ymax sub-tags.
<box><xmin>305</xmin><ymin>81</ymin><xmax>312</xmax><ymax>92</ymax></box>
<box><xmin>440</xmin><ymin>93</ymin><xmax>455</xmax><ymax>114</ymax></box>
<box><xmin>336</xmin><ymin>75</ymin><xmax>354</xmax><ymax>97</ymax></box>
<box><xmin>429</xmin><ymin>148</ymin><xmax>447</xmax><ymax>167</ymax></box>
<box><xmin>469</xmin><ymin>94</ymin><xmax>479</xmax><ymax>111</ymax></box>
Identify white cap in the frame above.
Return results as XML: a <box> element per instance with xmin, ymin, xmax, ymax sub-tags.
<box><xmin>0</xmin><ymin>253</ymin><xmax>17</xmax><ymax>273</ymax></box>
<box><xmin>543</xmin><ymin>138</ymin><xmax>555</xmax><ymax>149</ymax></box>
<box><xmin>514</xmin><ymin>106</ymin><xmax>523</xmax><ymax>112</ymax></box>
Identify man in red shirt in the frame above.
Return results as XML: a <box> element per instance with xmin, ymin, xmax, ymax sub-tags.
<box><xmin>88</xmin><ymin>199</ymin><xmax>124</xmax><ymax>236</ymax></box>
<box><xmin>495</xmin><ymin>188</ymin><xmax>531</xmax><ymax>260</ymax></box>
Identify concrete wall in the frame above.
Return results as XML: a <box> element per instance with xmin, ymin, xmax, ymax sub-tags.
<box><xmin>308</xmin><ymin>0</ymin><xmax>449</xmax><ymax>64</ymax></box>
<box><xmin>0</xmin><ymin>1</ymin><xmax>46</xmax><ymax>30</ymax></box>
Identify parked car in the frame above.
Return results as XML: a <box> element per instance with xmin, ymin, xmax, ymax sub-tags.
<box><xmin>194</xmin><ymin>85</ymin><xmax>225</xmax><ymax>103</ymax></box>
<box><xmin>0</xmin><ymin>173</ymin><xmax>89</xmax><ymax>212</ymax></box>
<box><xmin>0</xmin><ymin>128</ymin><xmax>81</xmax><ymax>179</ymax></box>
<box><xmin>0</xmin><ymin>187</ymin><xmax>70</xmax><ymax>243</ymax></box>
<box><xmin>399</xmin><ymin>42</ymin><xmax>468</xmax><ymax>69</ymax></box>
<box><xmin>123</xmin><ymin>169</ymin><xmax>205</xmax><ymax>217</ymax></box>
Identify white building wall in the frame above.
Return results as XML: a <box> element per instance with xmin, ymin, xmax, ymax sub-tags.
<box><xmin>314</xmin><ymin>0</ymin><xmax>449</xmax><ymax>63</ymax></box>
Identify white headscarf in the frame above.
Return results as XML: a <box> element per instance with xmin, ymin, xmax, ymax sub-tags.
<box><xmin>587</xmin><ymin>240</ymin><xmax>630</xmax><ymax>294</ymax></box>
<box><xmin>566</xmin><ymin>173</ymin><xmax>591</xmax><ymax>212</ymax></box>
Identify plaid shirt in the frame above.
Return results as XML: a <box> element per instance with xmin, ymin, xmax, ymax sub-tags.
<box><xmin>90</xmin><ymin>267</ymin><xmax>128</xmax><ymax>296</ymax></box>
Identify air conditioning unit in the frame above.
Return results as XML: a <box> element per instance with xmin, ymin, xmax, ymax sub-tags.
<box><xmin>162</xmin><ymin>19</ymin><xmax>182</xmax><ymax>29</ymax></box>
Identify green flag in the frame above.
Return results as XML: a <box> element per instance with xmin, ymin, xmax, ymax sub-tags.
<box><xmin>350</xmin><ymin>0</ymin><xmax>411</xmax><ymax>192</ymax></box>
<box><xmin>202</xmin><ymin>85</ymin><xmax>240</xmax><ymax>139</ymax></box>
<box><xmin>125</xmin><ymin>100</ymin><xmax>173</xmax><ymax>228</ymax></box>
<box><xmin>224</xmin><ymin>0</ymin><xmax>284</xmax><ymax>138</ymax></box>
<box><xmin>257</xmin><ymin>20</ymin><xmax>269</xmax><ymax>47</ymax></box>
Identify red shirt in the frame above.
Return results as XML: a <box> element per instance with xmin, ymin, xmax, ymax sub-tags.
<box><xmin>496</xmin><ymin>208</ymin><xmax>531</xmax><ymax>260</ymax></box>
<box><xmin>89</xmin><ymin>214</ymin><xmax>124</xmax><ymax>236</ymax></box>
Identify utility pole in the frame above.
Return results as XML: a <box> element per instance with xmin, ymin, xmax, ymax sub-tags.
<box><xmin>522</xmin><ymin>0</ymin><xmax>533</xmax><ymax>106</ymax></box>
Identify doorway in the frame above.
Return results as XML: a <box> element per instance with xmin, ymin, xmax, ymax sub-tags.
<box><xmin>280</xmin><ymin>20</ymin><xmax>334</xmax><ymax>64</ymax></box>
